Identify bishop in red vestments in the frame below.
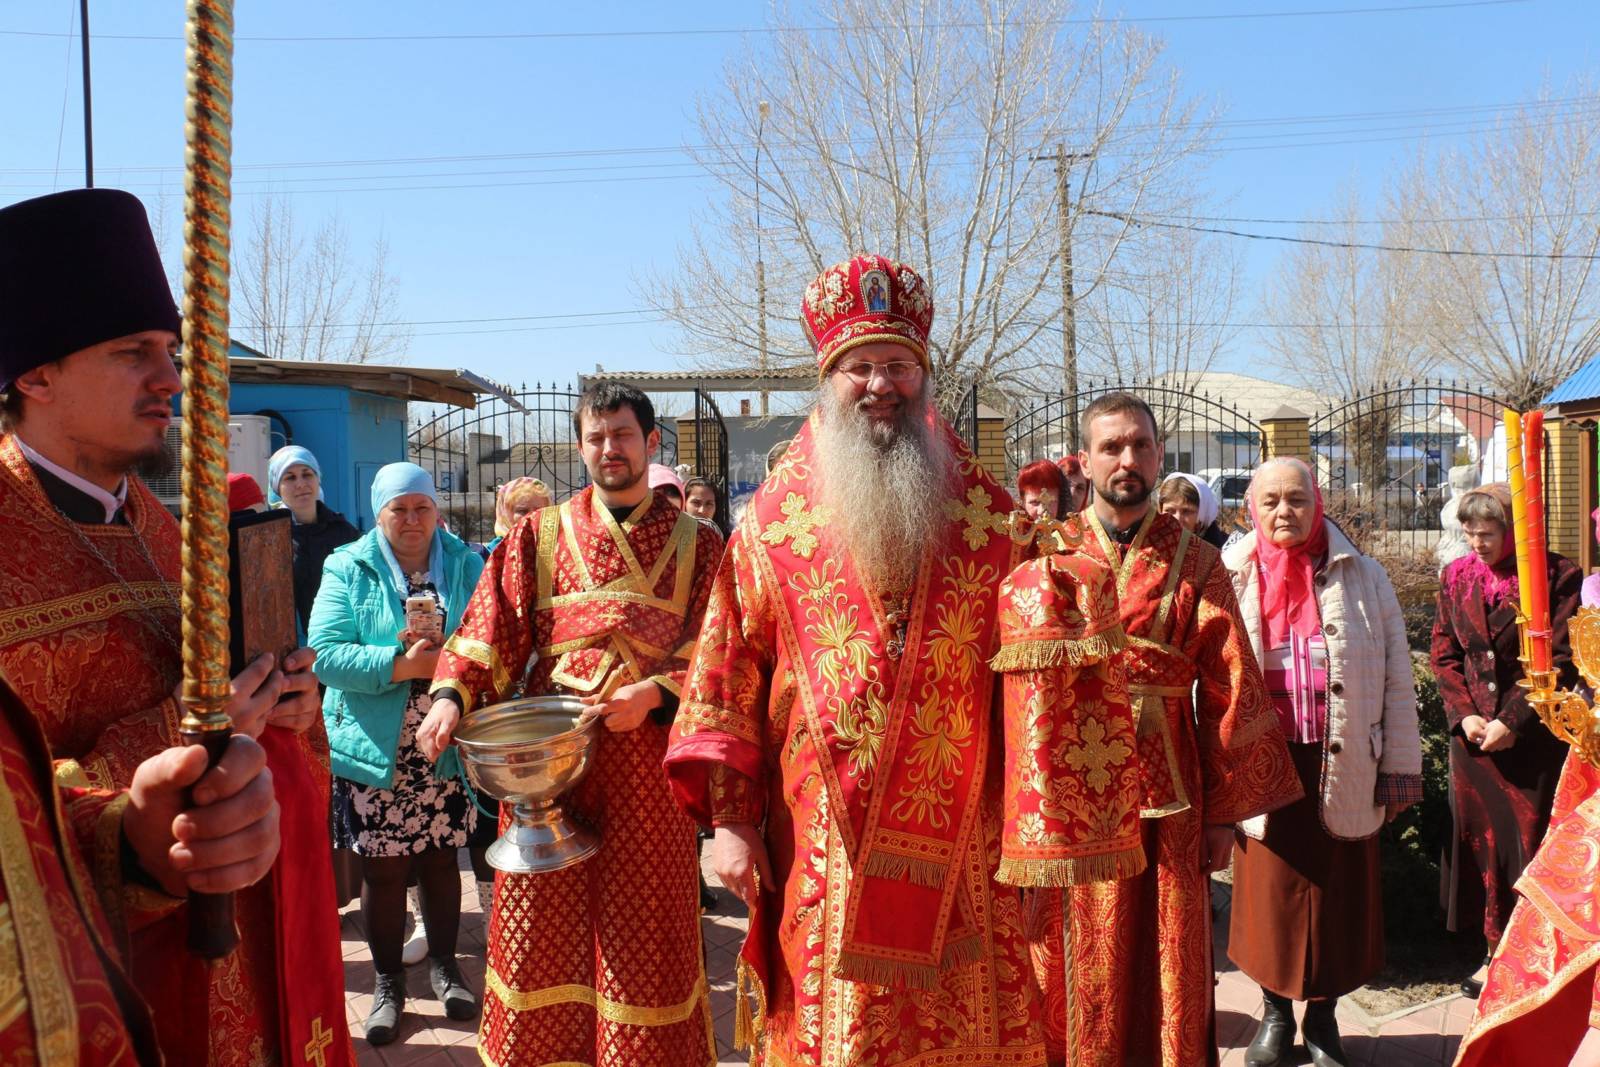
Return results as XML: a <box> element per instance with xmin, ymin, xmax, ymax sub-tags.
<box><xmin>0</xmin><ymin>189</ymin><xmax>352</xmax><ymax>1067</ymax></box>
<box><xmin>423</xmin><ymin>381</ymin><xmax>724</xmax><ymax>1067</ymax></box>
<box><xmin>1029</xmin><ymin>393</ymin><xmax>1301</xmax><ymax>1067</ymax></box>
<box><xmin>665</xmin><ymin>255</ymin><xmax>1048</xmax><ymax>1066</ymax></box>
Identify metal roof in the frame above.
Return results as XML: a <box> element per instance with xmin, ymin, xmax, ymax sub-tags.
<box><xmin>230</xmin><ymin>356</ymin><xmax>521</xmax><ymax>410</ymax></box>
<box><xmin>581</xmin><ymin>365</ymin><xmax>816</xmax><ymax>393</ymax></box>
<box><xmin>1544</xmin><ymin>350</ymin><xmax>1600</xmax><ymax>406</ymax></box>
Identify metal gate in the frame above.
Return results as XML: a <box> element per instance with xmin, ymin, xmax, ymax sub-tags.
<box><xmin>408</xmin><ymin>382</ymin><xmax>727</xmax><ymax>542</ymax></box>
<box><xmin>1308</xmin><ymin>379</ymin><xmax>1514</xmax><ymax>555</ymax></box>
<box><xmin>1006</xmin><ymin>379</ymin><xmax>1264</xmax><ymax>505</ymax></box>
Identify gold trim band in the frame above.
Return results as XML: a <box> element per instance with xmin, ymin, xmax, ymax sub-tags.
<box><xmin>483</xmin><ymin>968</ymin><xmax>708</xmax><ymax>1028</ymax></box>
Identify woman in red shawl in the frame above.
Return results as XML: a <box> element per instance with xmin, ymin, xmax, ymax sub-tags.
<box><xmin>1223</xmin><ymin>458</ymin><xmax>1421</xmax><ymax>1067</ymax></box>
<box><xmin>1432</xmin><ymin>483</ymin><xmax>1582</xmax><ymax>998</ymax></box>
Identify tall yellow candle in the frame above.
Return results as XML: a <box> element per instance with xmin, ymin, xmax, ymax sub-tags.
<box><xmin>1504</xmin><ymin>410</ymin><xmax>1535</xmax><ymax>629</ymax></box>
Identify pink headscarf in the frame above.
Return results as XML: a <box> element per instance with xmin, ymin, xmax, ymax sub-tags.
<box><xmin>1442</xmin><ymin>483</ymin><xmax>1518</xmax><ymax>607</ymax></box>
<box><xmin>494</xmin><ymin>476</ymin><xmax>551</xmax><ymax>538</ymax></box>
<box><xmin>648</xmin><ymin>463</ymin><xmax>685</xmax><ymax>497</ymax></box>
<box><xmin>1249</xmin><ymin>459</ymin><xmax>1328</xmax><ymax>648</ymax></box>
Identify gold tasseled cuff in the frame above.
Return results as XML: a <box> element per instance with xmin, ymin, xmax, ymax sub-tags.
<box><xmin>988</xmin><ymin>625</ymin><xmax>1128</xmax><ymax>672</ymax></box>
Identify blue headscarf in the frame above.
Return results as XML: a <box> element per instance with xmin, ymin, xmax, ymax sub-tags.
<box><xmin>267</xmin><ymin>445</ymin><xmax>324</xmax><ymax>506</ymax></box>
<box><xmin>370</xmin><ymin>462</ymin><xmax>447</xmax><ymax>603</ymax></box>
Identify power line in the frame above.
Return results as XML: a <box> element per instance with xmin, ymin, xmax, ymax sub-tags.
<box><xmin>1089</xmin><ymin>209</ymin><xmax>1600</xmax><ymax>260</ymax></box>
<box><xmin>7</xmin><ymin>92</ymin><xmax>1587</xmax><ymax>177</ymax></box>
<box><xmin>0</xmin><ymin>2</ymin><xmax>1529</xmax><ymax>44</ymax></box>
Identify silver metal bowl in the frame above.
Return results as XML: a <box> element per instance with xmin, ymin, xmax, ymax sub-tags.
<box><xmin>455</xmin><ymin>695</ymin><xmax>600</xmax><ymax>874</ymax></box>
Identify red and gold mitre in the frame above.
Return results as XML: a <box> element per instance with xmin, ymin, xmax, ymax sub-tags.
<box><xmin>800</xmin><ymin>252</ymin><xmax>934</xmax><ymax>374</ymax></box>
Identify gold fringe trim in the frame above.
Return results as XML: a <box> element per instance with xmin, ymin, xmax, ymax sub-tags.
<box><xmin>733</xmin><ymin>956</ymin><xmax>767</xmax><ymax>1061</ymax></box>
<box><xmin>989</xmin><ymin>627</ymin><xmax>1128</xmax><ymax>672</ymax></box>
<box><xmin>996</xmin><ymin>843</ymin><xmax>1148</xmax><ymax>887</ymax></box>
<box><xmin>862</xmin><ymin>850</ymin><xmax>947</xmax><ymax>888</ymax></box>
<box><xmin>940</xmin><ymin>933</ymin><xmax>984</xmax><ymax>970</ymax></box>
<box><xmin>836</xmin><ymin>950</ymin><xmax>940</xmax><ymax>990</ymax></box>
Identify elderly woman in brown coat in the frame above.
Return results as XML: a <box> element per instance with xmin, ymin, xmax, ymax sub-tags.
<box><xmin>1224</xmin><ymin>458</ymin><xmax>1422</xmax><ymax>1067</ymax></box>
<box><xmin>1432</xmin><ymin>483</ymin><xmax>1582</xmax><ymax>998</ymax></box>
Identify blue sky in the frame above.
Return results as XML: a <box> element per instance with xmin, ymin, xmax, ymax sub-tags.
<box><xmin>2</xmin><ymin>0</ymin><xmax>1596</xmax><ymax>390</ymax></box>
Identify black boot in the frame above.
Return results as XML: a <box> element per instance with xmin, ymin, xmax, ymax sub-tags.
<box><xmin>1461</xmin><ymin>954</ymin><xmax>1491</xmax><ymax>999</ymax></box>
<box><xmin>1244</xmin><ymin>989</ymin><xmax>1295</xmax><ymax>1067</ymax></box>
<box><xmin>1302</xmin><ymin>998</ymin><xmax>1350</xmax><ymax>1067</ymax></box>
<box><xmin>429</xmin><ymin>955</ymin><xmax>480</xmax><ymax>1021</ymax></box>
<box><xmin>365</xmin><ymin>970</ymin><xmax>406</xmax><ymax>1046</ymax></box>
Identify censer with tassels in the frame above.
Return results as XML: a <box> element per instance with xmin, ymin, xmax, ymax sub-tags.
<box><xmin>1506</xmin><ymin>407</ymin><xmax>1600</xmax><ymax>768</ymax></box>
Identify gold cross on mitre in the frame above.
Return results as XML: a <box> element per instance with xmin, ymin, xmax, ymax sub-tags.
<box><xmin>303</xmin><ymin>1017</ymin><xmax>334</xmax><ymax>1067</ymax></box>
<box><xmin>760</xmin><ymin>492</ymin><xmax>831</xmax><ymax>560</ymax></box>
<box><xmin>945</xmin><ymin>485</ymin><xmax>1007</xmax><ymax>550</ymax></box>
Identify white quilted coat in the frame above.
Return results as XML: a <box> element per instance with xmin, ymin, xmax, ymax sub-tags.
<box><xmin>1224</xmin><ymin>522</ymin><xmax>1422</xmax><ymax>841</ymax></box>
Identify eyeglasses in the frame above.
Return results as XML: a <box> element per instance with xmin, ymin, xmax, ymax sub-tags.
<box><xmin>834</xmin><ymin>359</ymin><xmax>923</xmax><ymax>384</ymax></box>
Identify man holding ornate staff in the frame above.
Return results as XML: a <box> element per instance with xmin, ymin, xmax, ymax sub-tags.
<box><xmin>0</xmin><ymin>187</ymin><xmax>350</xmax><ymax>1066</ymax></box>
<box><xmin>421</xmin><ymin>380</ymin><xmax>725</xmax><ymax>1066</ymax></box>
<box><xmin>662</xmin><ymin>254</ymin><xmax>1053</xmax><ymax>1065</ymax></box>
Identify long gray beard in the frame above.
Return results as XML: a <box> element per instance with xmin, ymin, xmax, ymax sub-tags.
<box><xmin>811</xmin><ymin>387</ymin><xmax>959</xmax><ymax>590</ymax></box>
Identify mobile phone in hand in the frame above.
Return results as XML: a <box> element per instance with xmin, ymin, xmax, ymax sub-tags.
<box><xmin>404</xmin><ymin>596</ymin><xmax>444</xmax><ymax>642</ymax></box>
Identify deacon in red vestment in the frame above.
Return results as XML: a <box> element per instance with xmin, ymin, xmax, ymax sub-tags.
<box><xmin>665</xmin><ymin>254</ymin><xmax>1048</xmax><ymax>1066</ymax></box>
<box><xmin>0</xmin><ymin>189</ymin><xmax>352</xmax><ymax>1067</ymax></box>
<box><xmin>0</xmin><ymin>675</ymin><xmax>283</xmax><ymax>1067</ymax></box>
<box><xmin>422</xmin><ymin>381</ymin><xmax>724</xmax><ymax>1067</ymax></box>
<box><xmin>1029</xmin><ymin>392</ymin><xmax>1301</xmax><ymax>1067</ymax></box>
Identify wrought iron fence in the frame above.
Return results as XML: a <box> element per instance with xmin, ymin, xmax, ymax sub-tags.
<box><xmin>1308</xmin><ymin>379</ymin><xmax>1516</xmax><ymax>557</ymax></box>
<box><xmin>408</xmin><ymin>382</ymin><xmax>711</xmax><ymax>542</ymax></box>
<box><xmin>953</xmin><ymin>380</ymin><xmax>980</xmax><ymax>458</ymax></box>
<box><xmin>690</xmin><ymin>390</ymin><xmax>731</xmax><ymax>531</ymax></box>
<box><xmin>1006</xmin><ymin>379</ymin><xmax>1264</xmax><ymax>515</ymax></box>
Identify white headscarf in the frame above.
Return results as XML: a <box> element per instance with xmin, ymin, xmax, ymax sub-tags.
<box><xmin>1162</xmin><ymin>472</ymin><xmax>1220</xmax><ymax>528</ymax></box>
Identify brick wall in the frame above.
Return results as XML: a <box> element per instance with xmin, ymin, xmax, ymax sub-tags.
<box><xmin>976</xmin><ymin>416</ymin><xmax>1010</xmax><ymax>483</ymax></box>
<box><xmin>1547</xmin><ymin>415</ymin><xmax>1582</xmax><ymax>559</ymax></box>
<box><xmin>1260</xmin><ymin>416</ymin><xmax>1311</xmax><ymax>465</ymax></box>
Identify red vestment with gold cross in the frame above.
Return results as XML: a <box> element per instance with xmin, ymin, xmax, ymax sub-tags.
<box><xmin>432</xmin><ymin>487</ymin><xmax>724</xmax><ymax>1067</ymax></box>
<box><xmin>0</xmin><ymin>678</ymin><xmax>160</xmax><ymax>1066</ymax></box>
<box><xmin>664</xmin><ymin>415</ymin><xmax>1048</xmax><ymax>1067</ymax></box>
<box><xmin>1455</xmin><ymin>748</ymin><xmax>1600</xmax><ymax>1067</ymax></box>
<box><xmin>0</xmin><ymin>434</ymin><xmax>353</xmax><ymax>1067</ymax></box>
<box><xmin>1029</xmin><ymin>508</ymin><xmax>1300</xmax><ymax>1067</ymax></box>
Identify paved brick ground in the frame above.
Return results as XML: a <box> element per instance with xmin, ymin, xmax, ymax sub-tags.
<box><xmin>342</xmin><ymin>864</ymin><xmax>1469</xmax><ymax>1067</ymax></box>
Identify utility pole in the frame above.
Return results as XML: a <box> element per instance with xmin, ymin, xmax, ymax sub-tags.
<box><xmin>1033</xmin><ymin>143</ymin><xmax>1091</xmax><ymax>445</ymax></box>
<box><xmin>80</xmin><ymin>0</ymin><xmax>94</xmax><ymax>187</ymax></box>
<box><xmin>754</xmin><ymin>100</ymin><xmax>771</xmax><ymax>416</ymax></box>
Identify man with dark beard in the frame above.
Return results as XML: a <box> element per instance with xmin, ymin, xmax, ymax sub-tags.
<box><xmin>1026</xmin><ymin>391</ymin><xmax>1300</xmax><ymax>1067</ymax></box>
<box><xmin>663</xmin><ymin>253</ymin><xmax>1048</xmax><ymax>1065</ymax></box>
<box><xmin>422</xmin><ymin>381</ymin><xmax>725</xmax><ymax>1066</ymax></box>
<box><xmin>0</xmin><ymin>188</ymin><xmax>352</xmax><ymax>1067</ymax></box>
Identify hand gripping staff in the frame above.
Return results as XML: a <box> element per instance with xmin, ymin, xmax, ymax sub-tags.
<box><xmin>177</xmin><ymin>0</ymin><xmax>239</xmax><ymax>960</ymax></box>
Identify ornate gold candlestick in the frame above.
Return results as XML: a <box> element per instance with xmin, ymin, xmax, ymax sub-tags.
<box><xmin>1518</xmin><ymin>606</ymin><xmax>1600</xmax><ymax>769</ymax></box>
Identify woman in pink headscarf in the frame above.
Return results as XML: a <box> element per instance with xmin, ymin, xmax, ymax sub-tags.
<box><xmin>1433</xmin><ymin>483</ymin><xmax>1583</xmax><ymax>999</ymax></box>
<box><xmin>1222</xmin><ymin>457</ymin><xmax>1421</xmax><ymax>1067</ymax></box>
<box><xmin>487</xmin><ymin>477</ymin><xmax>551</xmax><ymax>554</ymax></box>
<box><xmin>648</xmin><ymin>462</ymin><xmax>685</xmax><ymax>509</ymax></box>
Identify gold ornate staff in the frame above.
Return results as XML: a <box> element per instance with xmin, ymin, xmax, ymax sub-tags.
<box><xmin>177</xmin><ymin>0</ymin><xmax>237</xmax><ymax>959</ymax></box>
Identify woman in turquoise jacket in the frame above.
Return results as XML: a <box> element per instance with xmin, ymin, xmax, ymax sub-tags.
<box><xmin>308</xmin><ymin>463</ymin><xmax>485</xmax><ymax>1045</ymax></box>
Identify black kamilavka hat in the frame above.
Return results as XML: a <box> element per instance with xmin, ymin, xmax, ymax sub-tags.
<box><xmin>0</xmin><ymin>188</ymin><xmax>180</xmax><ymax>389</ymax></box>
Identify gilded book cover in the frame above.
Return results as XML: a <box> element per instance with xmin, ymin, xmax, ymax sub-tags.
<box><xmin>228</xmin><ymin>509</ymin><xmax>299</xmax><ymax>673</ymax></box>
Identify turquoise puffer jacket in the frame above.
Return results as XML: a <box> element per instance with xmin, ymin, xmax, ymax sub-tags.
<box><xmin>308</xmin><ymin>526</ymin><xmax>485</xmax><ymax>789</ymax></box>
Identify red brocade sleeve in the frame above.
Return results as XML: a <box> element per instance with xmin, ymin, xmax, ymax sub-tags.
<box><xmin>665</xmin><ymin>529</ymin><xmax>774</xmax><ymax>828</ymax></box>
<box><xmin>1188</xmin><ymin>556</ymin><xmax>1301</xmax><ymax>824</ymax></box>
<box><xmin>432</xmin><ymin>518</ymin><xmax>542</xmax><ymax>714</ymax></box>
<box><xmin>53</xmin><ymin>697</ymin><xmax>184</xmax><ymax>794</ymax></box>
<box><xmin>646</xmin><ymin>522</ymin><xmax>725</xmax><ymax>702</ymax></box>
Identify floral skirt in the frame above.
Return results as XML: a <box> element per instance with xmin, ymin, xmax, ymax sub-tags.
<box><xmin>332</xmin><ymin>682</ymin><xmax>477</xmax><ymax>857</ymax></box>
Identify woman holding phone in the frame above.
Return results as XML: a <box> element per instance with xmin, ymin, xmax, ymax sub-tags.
<box><xmin>308</xmin><ymin>462</ymin><xmax>486</xmax><ymax>1045</ymax></box>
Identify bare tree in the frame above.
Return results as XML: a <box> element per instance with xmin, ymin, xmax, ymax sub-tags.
<box><xmin>233</xmin><ymin>194</ymin><xmax>410</xmax><ymax>363</ymax></box>
<box><xmin>638</xmin><ymin>0</ymin><xmax>1216</xmax><ymax>411</ymax></box>
<box><xmin>1258</xmin><ymin>184</ymin><xmax>1440</xmax><ymax>399</ymax></box>
<box><xmin>1074</xmin><ymin>215</ymin><xmax>1243</xmax><ymax>389</ymax></box>
<box><xmin>1397</xmin><ymin>81</ymin><xmax>1600</xmax><ymax>408</ymax></box>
